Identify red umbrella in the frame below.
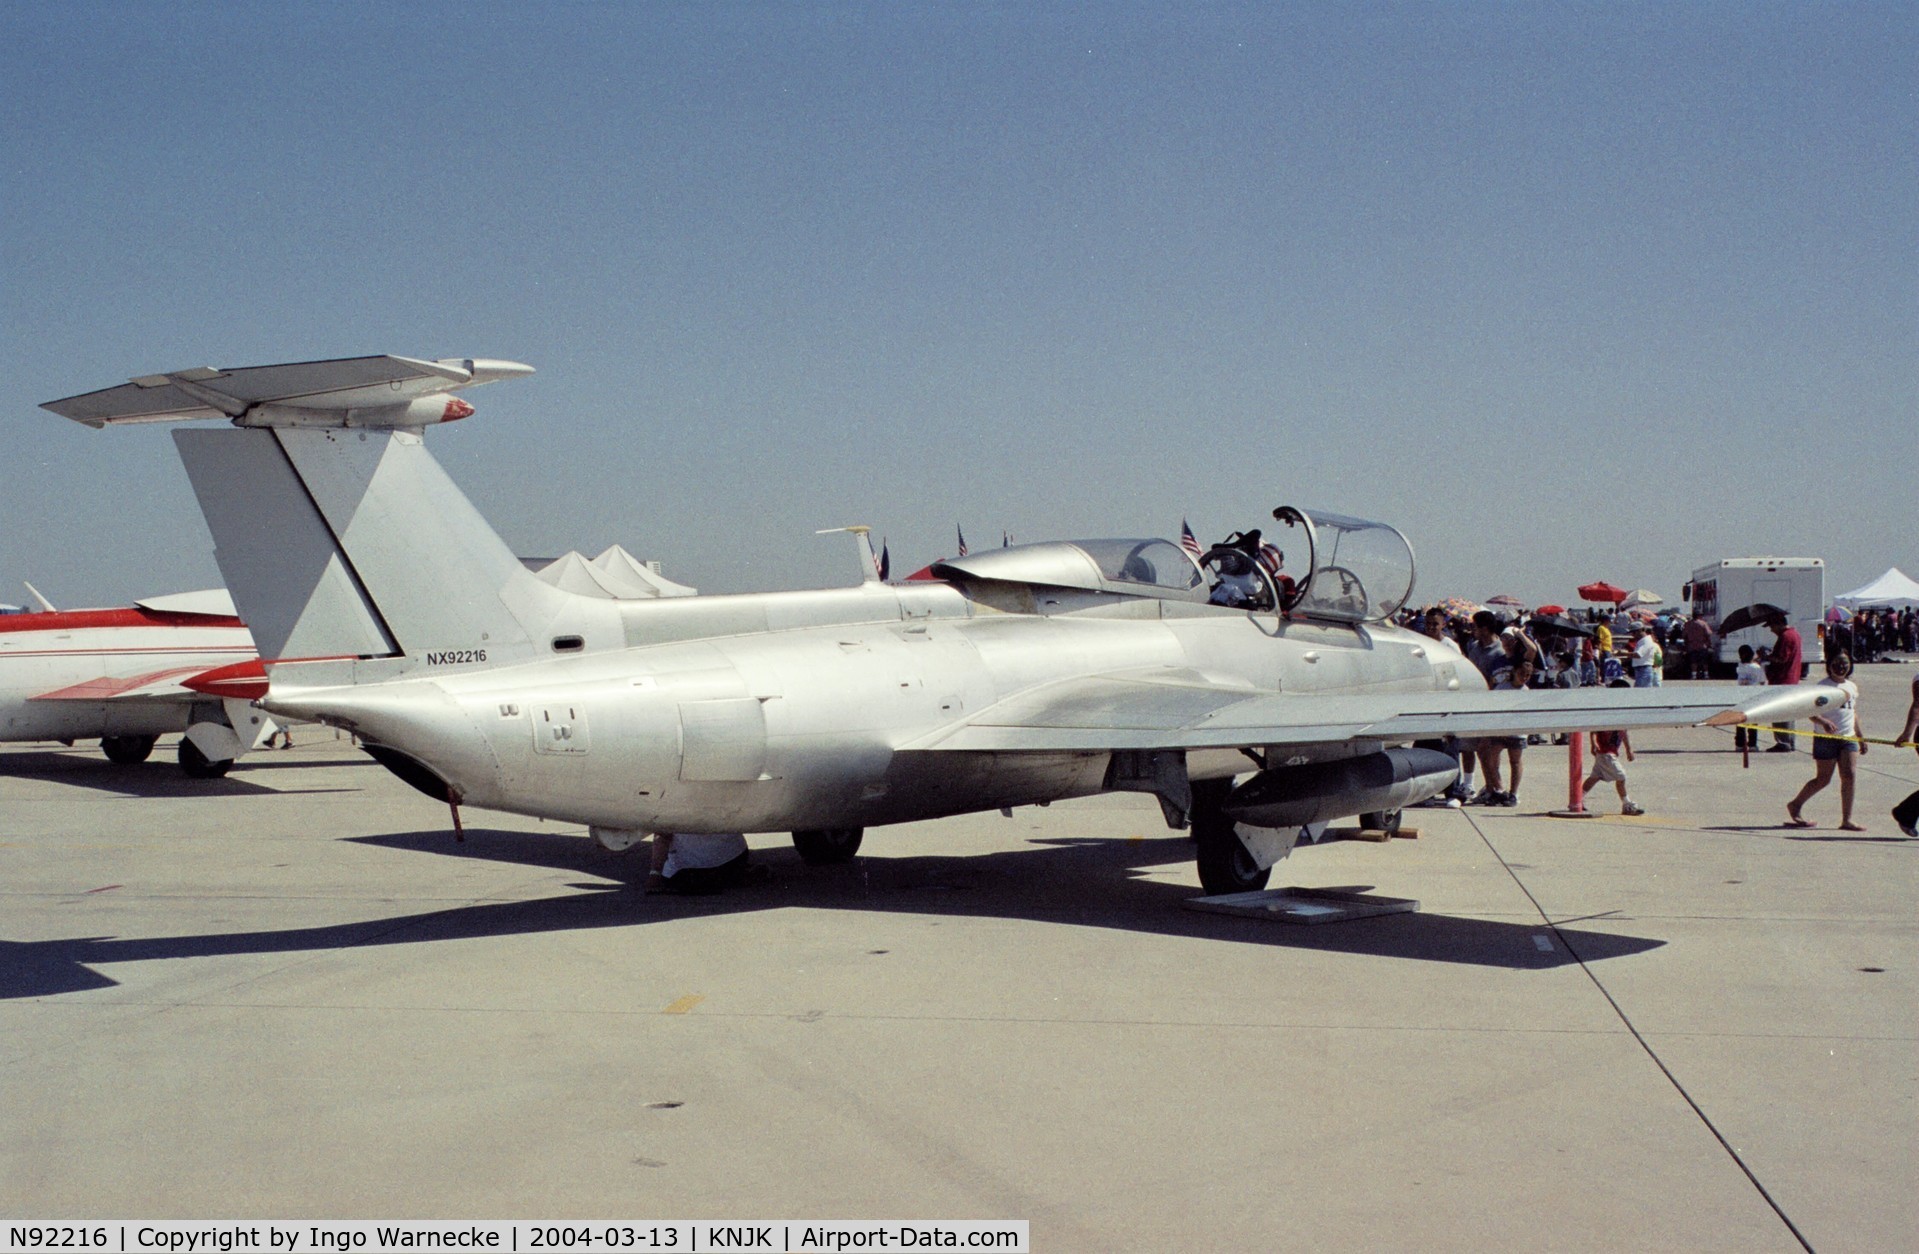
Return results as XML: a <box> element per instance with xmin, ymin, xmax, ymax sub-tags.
<box><xmin>1578</xmin><ymin>581</ymin><xmax>1627</xmax><ymax>603</ymax></box>
<box><xmin>1536</xmin><ymin>604</ymin><xmax>1566</xmax><ymax>616</ymax></box>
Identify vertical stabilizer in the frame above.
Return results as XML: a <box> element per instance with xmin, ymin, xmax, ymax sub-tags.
<box><xmin>175</xmin><ymin>426</ymin><xmax>597</xmax><ymax>669</ymax></box>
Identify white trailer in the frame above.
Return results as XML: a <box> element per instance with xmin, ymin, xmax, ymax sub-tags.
<box><xmin>1683</xmin><ymin>558</ymin><xmax>1825</xmax><ymax>678</ymax></box>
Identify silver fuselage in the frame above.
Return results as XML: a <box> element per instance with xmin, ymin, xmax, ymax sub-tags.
<box><xmin>265</xmin><ymin>580</ymin><xmax>1473</xmax><ymax>834</ymax></box>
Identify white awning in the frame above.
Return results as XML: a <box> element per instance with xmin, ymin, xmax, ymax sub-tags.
<box><xmin>1832</xmin><ymin>567</ymin><xmax>1919</xmax><ymax>609</ymax></box>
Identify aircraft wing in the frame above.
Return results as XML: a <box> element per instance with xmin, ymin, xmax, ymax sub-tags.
<box><xmin>901</xmin><ymin>668</ymin><xmax>1840</xmax><ymax>753</ymax></box>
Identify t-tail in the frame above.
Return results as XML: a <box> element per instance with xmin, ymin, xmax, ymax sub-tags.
<box><xmin>42</xmin><ymin>356</ymin><xmax>620</xmax><ymax>691</ymax></box>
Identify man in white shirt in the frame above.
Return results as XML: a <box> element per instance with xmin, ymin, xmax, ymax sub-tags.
<box><xmin>1630</xmin><ymin>626</ymin><xmax>1660</xmax><ymax>687</ymax></box>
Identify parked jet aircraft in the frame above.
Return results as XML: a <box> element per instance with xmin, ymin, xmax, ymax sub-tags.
<box><xmin>0</xmin><ymin>588</ymin><xmax>272</xmax><ymax>776</ymax></box>
<box><xmin>44</xmin><ymin>356</ymin><xmax>1838</xmax><ymax>892</ymax></box>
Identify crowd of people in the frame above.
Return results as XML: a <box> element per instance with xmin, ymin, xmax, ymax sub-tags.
<box><xmin>1397</xmin><ymin>601</ymin><xmax>1919</xmax><ymax>687</ymax></box>
<box><xmin>1398</xmin><ymin>597</ymin><xmax>1917</xmax><ymax>833</ymax></box>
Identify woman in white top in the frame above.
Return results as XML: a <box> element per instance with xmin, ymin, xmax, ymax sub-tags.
<box><xmin>1785</xmin><ymin>651</ymin><xmax>1867</xmax><ymax>831</ymax></box>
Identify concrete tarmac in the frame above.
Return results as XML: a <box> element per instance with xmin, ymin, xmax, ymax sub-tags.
<box><xmin>3</xmin><ymin>667</ymin><xmax>1915</xmax><ymax>1250</ymax></box>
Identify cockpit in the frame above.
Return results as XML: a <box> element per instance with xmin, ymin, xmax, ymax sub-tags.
<box><xmin>925</xmin><ymin>507</ymin><xmax>1416</xmax><ymax>625</ymax></box>
<box><xmin>929</xmin><ymin>539</ymin><xmax>1204</xmax><ymax>600</ymax></box>
<box><xmin>1267</xmin><ymin>506</ymin><xmax>1417</xmax><ymax>624</ymax></box>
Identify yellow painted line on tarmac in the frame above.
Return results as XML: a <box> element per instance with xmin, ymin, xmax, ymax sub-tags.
<box><xmin>662</xmin><ymin>994</ymin><xmax>705</xmax><ymax>1015</ymax></box>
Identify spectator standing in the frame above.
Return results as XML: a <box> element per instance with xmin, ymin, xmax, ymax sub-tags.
<box><xmin>1683</xmin><ymin>612</ymin><xmax>1715</xmax><ymax>679</ymax></box>
<box><xmin>1893</xmin><ymin>672</ymin><xmax>1919</xmax><ymax>837</ymax></box>
<box><xmin>1465</xmin><ymin>611</ymin><xmax>1517</xmax><ymax>806</ymax></box>
<box><xmin>1418</xmin><ymin>610</ymin><xmax>1474</xmax><ymax>803</ymax></box>
<box><xmin>1733</xmin><ymin>644</ymin><xmax>1766</xmax><ymax>753</ymax></box>
<box><xmin>1630</xmin><ymin>625</ymin><xmax>1660</xmax><ymax>687</ymax></box>
<box><xmin>1784</xmin><ymin>652</ymin><xmax>1866</xmax><ymax>831</ymax></box>
<box><xmin>1765</xmin><ymin>611</ymin><xmax>1804</xmax><ymax>751</ymax></box>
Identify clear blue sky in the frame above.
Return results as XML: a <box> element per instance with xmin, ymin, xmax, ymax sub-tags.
<box><xmin>4</xmin><ymin>1</ymin><xmax>1913</xmax><ymax>609</ymax></box>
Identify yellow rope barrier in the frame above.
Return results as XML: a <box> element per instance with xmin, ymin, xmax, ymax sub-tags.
<box><xmin>1735</xmin><ymin>724</ymin><xmax>1916</xmax><ymax>748</ymax></box>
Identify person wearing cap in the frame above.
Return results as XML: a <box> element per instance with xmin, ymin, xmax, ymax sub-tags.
<box><xmin>1629</xmin><ymin>625</ymin><xmax>1660</xmax><ymax>688</ymax></box>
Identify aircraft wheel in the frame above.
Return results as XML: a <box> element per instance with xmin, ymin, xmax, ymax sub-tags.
<box><xmin>1192</xmin><ymin>801</ymin><xmax>1270</xmax><ymax>895</ymax></box>
<box><xmin>178</xmin><ymin>738</ymin><xmax>234</xmax><ymax>779</ymax></box>
<box><xmin>101</xmin><ymin>735</ymin><xmax>157</xmax><ymax>765</ymax></box>
<box><xmin>1360</xmin><ymin>809</ymin><xmax>1403</xmax><ymax>837</ymax></box>
<box><xmin>792</xmin><ymin>827</ymin><xmax>864</xmax><ymax>865</ymax></box>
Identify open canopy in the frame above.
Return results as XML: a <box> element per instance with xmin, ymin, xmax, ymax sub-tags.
<box><xmin>1832</xmin><ymin>567</ymin><xmax>1919</xmax><ymax>609</ymax></box>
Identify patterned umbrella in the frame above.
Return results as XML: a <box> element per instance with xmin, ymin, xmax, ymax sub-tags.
<box><xmin>1434</xmin><ymin>596</ymin><xmax>1481</xmax><ymax>619</ymax></box>
<box><xmin>1485</xmin><ymin>594</ymin><xmax>1525</xmax><ymax>608</ymax></box>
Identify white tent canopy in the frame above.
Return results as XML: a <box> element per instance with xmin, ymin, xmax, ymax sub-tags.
<box><xmin>1833</xmin><ymin>567</ymin><xmax>1919</xmax><ymax>610</ymax></box>
<box><xmin>533</xmin><ymin>545</ymin><xmax>697</xmax><ymax>600</ymax></box>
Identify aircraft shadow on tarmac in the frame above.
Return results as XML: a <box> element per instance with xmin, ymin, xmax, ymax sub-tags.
<box><xmin>0</xmin><ymin>749</ymin><xmax>369</xmax><ymax>798</ymax></box>
<box><xmin>0</xmin><ymin>826</ymin><xmax>1664</xmax><ymax>1000</ymax></box>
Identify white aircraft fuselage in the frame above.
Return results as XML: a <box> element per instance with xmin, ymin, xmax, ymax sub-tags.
<box><xmin>265</xmin><ymin>579</ymin><xmax>1463</xmax><ymax>836</ymax></box>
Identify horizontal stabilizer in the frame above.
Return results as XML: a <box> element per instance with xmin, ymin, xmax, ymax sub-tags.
<box><xmin>30</xmin><ymin>666</ymin><xmax>211</xmax><ymax>703</ymax></box>
<box><xmin>133</xmin><ymin>589</ymin><xmax>237</xmax><ymax>617</ymax></box>
<box><xmin>42</xmin><ymin>355</ymin><xmax>533</xmax><ymax>428</ymax></box>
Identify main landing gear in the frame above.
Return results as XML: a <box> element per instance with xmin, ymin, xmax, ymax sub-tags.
<box><xmin>791</xmin><ymin>827</ymin><xmax>864</xmax><ymax>865</ymax></box>
<box><xmin>178</xmin><ymin>737</ymin><xmax>234</xmax><ymax>779</ymax></box>
<box><xmin>1190</xmin><ymin>779</ymin><xmax>1271</xmax><ymax>896</ymax></box>
<box><xmin>100</xmin><ymin>735</ymin><xmax>158</xmax><ymax>765</ymax></box>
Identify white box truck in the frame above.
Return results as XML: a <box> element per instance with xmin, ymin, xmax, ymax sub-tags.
<box><xmin>1683</xmin><ymin>557</ymin><xmax>1825</xmax><ymax>678</ymax></box>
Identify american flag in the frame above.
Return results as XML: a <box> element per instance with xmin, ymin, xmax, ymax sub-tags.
<box><xmin>875</xmin><ymin>539</ymin><xmax>889</xmax><ymax>582</ymax></box>
<box><xmin>1179</xmin><ymin>519</ymin><xmax>1202</xmax><ymax>559</ymax></box>
<box><xmin>1257</xmin><ymin>543</ymin><xmax>1284</xmax><ymax>574</ymax></box>
<box><xmin>956</xmin><ymin>526</ymin><xmax>969</xmax><ymax>557</ymax></box>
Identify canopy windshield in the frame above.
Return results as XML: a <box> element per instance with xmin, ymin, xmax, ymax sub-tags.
<box><xmin>1075</xmin><ymin>538</ymin><xmax>1204</xmax><ymax>592</ymax></box>
<box><xmin>930</xmin><ymin>538</ymin><xmax>1203</xmax><ymax>599</ymax></box>
<box><xmin>1273</xmin><ymin>507</ymin><xmax>1417</xmax><ymax>624</ymax></box>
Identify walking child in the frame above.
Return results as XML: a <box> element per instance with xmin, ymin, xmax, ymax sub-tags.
<box><xmin>1733</xmin><ymin>644</ymin><xmax>1765</xmax><ymax>752</ymax></box>
<box><xmin>1582</xmin><ymin>728</ymin><xmax>1644</xmax><ymax>816</ymax></box>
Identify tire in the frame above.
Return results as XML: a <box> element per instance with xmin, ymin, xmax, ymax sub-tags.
<box><xmin>101</xmin><ymin>735</ymin><xmax>157</xmax><ymax>765</ymax></box>
<box><xmin>1359</xmin><ymin>809</ymin><xmax>1403</xmax><ymax>837</ymax></box>
<box><xmin>792</xmin><ymin>827</ymin><xmax>863</xmax><ymax>865</ymax></box>
<box><xmin>178</xmin><ymin>737</ymin><xmax>234</xmax><ymax>779</ymax></box>
<box><xmin>1192</xmin><ymin>786</ymin><xmax>1270</xmax><ymax>895</ymax></box>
